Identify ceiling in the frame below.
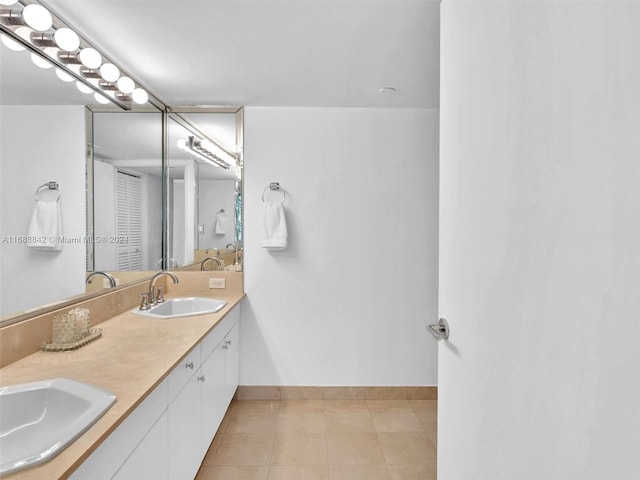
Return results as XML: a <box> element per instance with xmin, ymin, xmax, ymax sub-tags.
<box><xmin>1</xmin><ymin>0</ymin><xmax>440</xmax><ymax>178</ymax></box>
<box><xmin>39</xmin><ymin>0</ymin><xmax>441</xmax><ymax>108</ymax></box>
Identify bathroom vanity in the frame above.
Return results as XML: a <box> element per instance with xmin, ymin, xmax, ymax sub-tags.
<box><xmin>0</xmin><ymin>292</ymin><xmax>243</xmax><ymax>480</ymax></box>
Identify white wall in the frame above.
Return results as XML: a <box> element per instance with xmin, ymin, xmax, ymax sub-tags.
<box><xmin>172</xmin><ymin>180</ymin><xmax>186</xmax><ymax>266</ymax></box>
<box><xmin>439</xmin><ymin>1</ymin><xmax>640</xmax><ymax>478</ymax></box>
<box><xmin>143</xmin><ymin>173</ymin><xmax>163</xmax><ymax>270</ymax></box>
<box><xmin>199</xmin><ymin>179</ymin><xmax>236</xmax><ymax>249</ymax></box>
<box><xmin>0</xmin><ymin>105</ymin><xmax>86</xmax><ymax>316</ymax></box>
<box><xmin>93</xmin><ymin>160</ymin><xmax>116</xmax><ymax>271</ymax></box>
<box><xmin>241</xmin><ymin>107</ymin><xmax>438</xmax><ymax>386</ymax></box>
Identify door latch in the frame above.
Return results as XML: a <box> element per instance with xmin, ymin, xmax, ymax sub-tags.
<box><xmin>427</xmin><ymin>317</ymin><xmax>450</xmax><ymax>341</ymax></box>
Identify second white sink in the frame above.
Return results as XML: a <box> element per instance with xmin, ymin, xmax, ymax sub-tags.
<box><xmin>0</xmin><ymin>378</ymin><xmax>116</xmax><ymax>475</ymax></box>
<box><xmin>133</xmin><ymin>297</ymin><xmax>227</xmax><ymax>319</ymax></box>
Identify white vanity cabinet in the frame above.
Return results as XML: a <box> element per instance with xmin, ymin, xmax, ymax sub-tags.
<box><xmin>70</xmin><ymin>303</ymin><xmax>240</xmax><ymax>480</ymax></box>
<box><xmin>223</xmin><ymin>321</ymin><xmax>240</xmax><ymax>400</ymax></box>
<box><xmin>168</xmin><ymin>305</ymin><xmax>240</xmax><ymax>478</ymax></box>
<box><xmin>112</xmin><ymin>412</ymin><xmax>168</xmax><ymax>480</ymax></box>
<box><xmin>70</xmin><ymin>379</ymin><xmax>169</xmax><ymax>480</ymax></box>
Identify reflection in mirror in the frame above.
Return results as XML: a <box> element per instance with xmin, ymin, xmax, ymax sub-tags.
<box><xmin>167</xmin><ymin>110</ymin><xmax>243</xmax><ymax>272</ymax></box>
<box><xmin>88</xmin><ymin>111</ymin><xmax>163</xmax><ymax>273</ymax></box>
<box><xmin>0</xmin><ymin>31</ymin><xmax>126</xmax><ymax>321</ymax></box>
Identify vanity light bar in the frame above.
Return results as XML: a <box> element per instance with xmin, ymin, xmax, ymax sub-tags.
<box><xmin>0</xmin><ymin>0</ymin><xmax>152</xmax><ymax>110</ymax></box>
<box><xmin>178</xmin><ymin>136</ymin><xmax>232</xmax><ymax>169</ymax></box>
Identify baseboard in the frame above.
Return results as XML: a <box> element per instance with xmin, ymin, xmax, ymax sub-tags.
<box><xmin>235</xmin><ymin>386</ymin><xmax>437</xmax><ymax>401</ymax></box>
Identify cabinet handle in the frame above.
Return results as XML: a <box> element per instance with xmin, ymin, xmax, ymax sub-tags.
<box><xmin>185</xmin><ymin>361</ymin><xmax>194</xmax><ymax>370</ymax></box>
<box><xmin>197</xmin><ymin>375</ymin><xmax>205</xmax><ymax>382</ymax></box>
<box><xmin>222</xmin><ymin>344</ymin><xmax>228</xmax><ymax>350</ymax></box>
<box><xmin>225</xmin><ymin>340</ymin><xmax>232</xmax><ymax>346</ymax></box>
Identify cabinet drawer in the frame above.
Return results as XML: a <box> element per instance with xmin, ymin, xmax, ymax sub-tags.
<box><xmin>167</xmin><ymin>344</ymin><xmax>201</xmax><ymax>403</ymax></box>
<box><xmin>201</xmin><ymin>306</ymin><xmax>240</xmax><ymax>360</ymax></box>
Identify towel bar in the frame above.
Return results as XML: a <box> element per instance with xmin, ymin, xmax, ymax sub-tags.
<box><xmin>35</xmin><ymin>182</ymin><xmax>60</xmax><ymax>201</ymax></box>
<box><xmin>262</xmin><ymin>182</ymin><xmax>286</xmax><ymax>203</ymax></box>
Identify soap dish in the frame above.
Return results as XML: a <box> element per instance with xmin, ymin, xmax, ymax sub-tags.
<box><xmin>41</xmin><ymin>328</ymin><xmax>102</xmax><ymax>352</ymax></box>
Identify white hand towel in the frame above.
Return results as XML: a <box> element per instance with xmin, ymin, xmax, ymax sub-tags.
<box><xmin>27</xmin><ymin>199</ymin><xmax>63</xmax><ymax>250</ymax></box>
<box><xmin>215</xmin><ymin>210</ymin><xmax>227</xmax><ymax>234</ymax></box>
<box><xmin>261</xmin><ymin>201</ymin><xmax>288</xmax><ymax>249</ymax></box>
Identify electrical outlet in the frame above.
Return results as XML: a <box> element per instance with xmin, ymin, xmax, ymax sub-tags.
<box><xmin>209</xmin><ymin>277</ymin><xmax>226</xmax><ymax>289</ymax></box>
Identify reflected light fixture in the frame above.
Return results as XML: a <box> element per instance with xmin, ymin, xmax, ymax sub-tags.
<box><xmin>0</xmin><ymin>0</ymin><xmax>151</xmax><ymax>110</ymax></box>
<box><xmin>0</xmin><ymin>31</ymin><xmax>22</xmax><ymax>50</ymax></box>
<box><xmin>55</xmin><ymin>67</ymin><xmax>74</xmax><ymax>82</ymax></box>
<box><xmin>177</xmin><ymin>136</ymin><xmax>232</xmax><ymax>169</ymax></box>
<box><xmin>30</xmin><ymin>51</ymin><xmax>51</xmax><ymax>68</ymax></box>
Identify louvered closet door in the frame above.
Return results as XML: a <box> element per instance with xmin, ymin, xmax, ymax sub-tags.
<box><xmin>116</xmin><ymin>171</ymin><xmax>143</xmax><ymax>270</ymax></box>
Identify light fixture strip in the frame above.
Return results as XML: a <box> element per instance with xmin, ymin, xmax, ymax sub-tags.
<box><xmin>1</xmin><ymin>31</ymin><xmax>129</xmax><ymax>110</ymax></box>
<box><xmin>186</xmin><ymin>136</ymin><xmax>230</xmax><ymax>169</ymax></box>
<box><xmin>168</xmin><ymin>110</ymin><xmax>239</xmax><ymax>166</ymax></box>
<box><xmin>1</xmin><ymin>0</ymin><xmax>163</xmax><ymax>111</ymax></box>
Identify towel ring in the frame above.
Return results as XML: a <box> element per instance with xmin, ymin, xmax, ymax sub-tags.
<box><xmin>262</xmin><ymin>182</ymin><xmax>286</xmax><ymax>204</ymax></box>
<box><xmin>35</xmin><ymin>182</ymin><xmax>60</xmax><ymax>201</ymax></box>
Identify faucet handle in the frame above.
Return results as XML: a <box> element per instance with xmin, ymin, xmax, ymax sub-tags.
<box><xmin>156</xmin><ymin>286</ymin><xmax>165</xmax><ymax>303</ymax></box>
<box><xmin>139</xmin><ymin>292</ymin><xmax>150</xmax><ymax>310</ymax></box>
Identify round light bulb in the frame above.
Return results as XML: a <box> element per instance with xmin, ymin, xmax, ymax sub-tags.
<box><xmin>79</xmin><ymin>48</ymin><xmax>101</xmax><ymax>69</ymax></box>
<box><xmin>55</xmin><ymin>68</ymin><xmax>74</xmax><ymax>82</ymax></box>
<box><xmin>30</xmin><ymin>52</ymin><xmax>52</xmax><ymax>69</ymax></box>
<box><xmin>43</xmin><ymin>46</ymin><xmax>58</xmax><ymax>59</ymax></box>
<box><xmin>177</xmin><ymin>138</ymin><xmax>186</xmax><ymax>149</ymax></box>
<box><xmin>131</xmin><ymin>87</ymin><xmax>148</xmax><ymax>105</ymax></box>
<box><xmin>1</xmin><ymin>33</ymin><xmax>24</xmax><ymax>51</ymax></box>
<box><xmin>116</xmin><ymin>76</ymin><xmax>135</xmax><ymax>94</ymax></box>
<box><xmin>15</xmin><ymin>27</ymin><xmax>31</xmax><ymax>42</ymax></box>
<box><xmin>94</xmin><ymin>92</ymin><xmax>111</xmax><ymax>104</ymax></box>
<box><xmin>99</xmin><ymin>63</ymin><xmax>119</xmax><ymax>82</ymax></box>
<box><xmin>53</xmin><ymin>28</ymin><xmax>80</xmax><ymax>52</ymax></box>
<box><xmin>22</xmin><ymin>4</ymin><xmax>53</xmax><ymax>32</ymax></box>
<box><xmin>76</xmin><ymin>80</ymin><xmax>93</xmax><ymax>94</ymax></box>
<box><xmin>0</xmin><ymin>0</ymin><xmax>19</xmax><ymax>6</ymax></box>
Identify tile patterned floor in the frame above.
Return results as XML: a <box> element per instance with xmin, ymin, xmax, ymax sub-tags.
<box><xmin>195</xmin><ymin>399</ymin><xmax>437</xmax><ymax>480</ymax></box>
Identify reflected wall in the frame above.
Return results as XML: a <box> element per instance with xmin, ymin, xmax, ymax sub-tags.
<box><xmin>0</xmin><ymin>106</ymin><xmax>87</xmax><ymax>316</ymax></box>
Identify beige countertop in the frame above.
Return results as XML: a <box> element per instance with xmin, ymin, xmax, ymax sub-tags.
<box><xmin>0</xmin><ymin>292</ymin><xmax>245</xmax><ymax>480</ymax></box>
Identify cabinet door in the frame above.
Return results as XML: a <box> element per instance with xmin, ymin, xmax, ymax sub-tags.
<box><xmin>223</xmin><ymin>322</ymin><xmax>240</xmax><ymax>404</ymax></box>
<box><xmin>167</xmin><ymin>373</ymin><xmax>202</xmax><ymax>480</ymax></box>
<box><xmin>113</xmin><ymin>412</ymin><xmax>168</xmax><ymax>480</ymax></box>
<box><xmin>70</xmin><ymin>380</ymin><xmax>168</xmax><ymax>480</ymax></box>
<box><xmin>200</xmin><ymin>345</ymin><xmax>226</xmax><ymax>458</ymax></box>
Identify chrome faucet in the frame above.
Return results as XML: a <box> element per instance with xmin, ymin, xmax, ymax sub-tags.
<box><xmin>148</xmin><ymin>271</ymin><xmax>179</xmax><ymax>305</ymax></box>
<box><xmin>86</xmin><ymin>271</ymin><xmax>117</xmax><ymax>288</ymax></box>
<box><xmin>201</xmin><ymin>257</ymin><xmax>223</xmax><ymax>271</ymax></box>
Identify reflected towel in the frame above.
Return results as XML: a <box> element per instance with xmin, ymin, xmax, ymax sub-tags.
<box><xmin>215</xmin><ymin>210</ymin><xmax>227</xmax><ymax>235</ymax></box>
<box><xmin>261</xmin><ymin>201</ymin><xmax>288</xmax><ymax>249</ymax></box>
<box><xmin>27</xmin><ymin>199</ymin><xmax>63</xmax><ymax>250</ymax></box>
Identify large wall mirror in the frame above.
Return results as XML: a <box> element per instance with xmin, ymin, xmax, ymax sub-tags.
<box><xmin>166</xmin><ymin>109</ymin><xmax>243</xmax><ymax>272</ymax></box>
<box><xmin>0</xmin><ymin>31</ymin><xmax>134</xmax><ymax>321</ymax></box>
<box><xmin>1</xmin><ymin>35</ymin><xmax>244</xmax><ymax>325</ymax></box>
<box><xmin>87</xmin><ymin>110</ymin><xmax>163</xmax><ymax>275</ymax></box>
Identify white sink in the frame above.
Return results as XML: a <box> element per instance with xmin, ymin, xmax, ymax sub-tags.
<box><xmin>132</xmin><ymin>297</ymin><xmax>227</xmax><ymax>319</ymax></box>
<box><xmin>0</xmin><ymin>378</ymin><xmax>116</xmax><ymax>475</ymax></box>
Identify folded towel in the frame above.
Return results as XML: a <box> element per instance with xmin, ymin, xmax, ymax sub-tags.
<box><xmin>261</xmin><ymin>201</ymin><xmax>288</xmax><ymax>249</ymax></box>
<box><xmin>215</xmin><ymin>210</ymin><xmax>227</xmax><ymax>235</ymax></box>
<box><xmin>27</xmin><ymin>199</ymin><xmax>63</xmax><ymax>250</ymax></box>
